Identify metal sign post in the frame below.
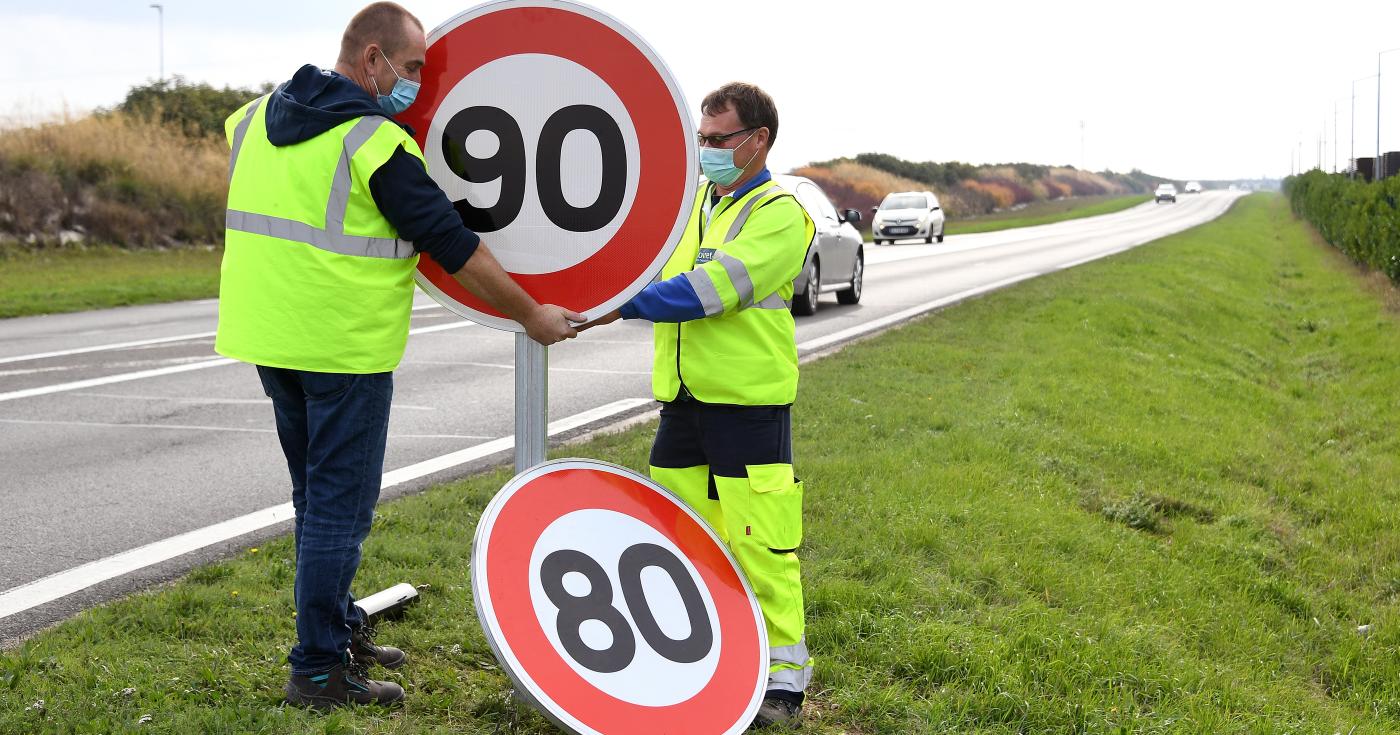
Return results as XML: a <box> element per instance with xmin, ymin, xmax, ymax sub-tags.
<box><xmin>515</xmin><ymin>334</ymin><xmax>548</xmax><ymax>473</ymax></box>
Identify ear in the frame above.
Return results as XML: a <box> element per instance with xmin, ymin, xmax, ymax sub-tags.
<box><xmin>362</xmin><ymin>43</ymin><xmax>380</xmax><ymax>69</ymax></box>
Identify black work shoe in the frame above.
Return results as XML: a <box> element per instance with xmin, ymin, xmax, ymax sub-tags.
<box><xmin>284</xmin><ymin>661</ymin><xmax>404</xmax><ymax>710</ymax></box>
<box><xmin>351</xmin><ymin>624</ymin><xmax>407</xmax><ymax>670</ymax></box>
<box><xmin>750</xmin><ymin>696</ymin><xmax>802</xmax><ymax>730</ymax></box>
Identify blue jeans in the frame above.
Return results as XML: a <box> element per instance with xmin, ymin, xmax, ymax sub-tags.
<box><xmin>257</xmin><ymin>366</ymin><xmax>393</xmax><ymax>675</ymax></box>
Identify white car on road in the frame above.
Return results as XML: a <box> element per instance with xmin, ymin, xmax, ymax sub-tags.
<box><xmin>871</xmin><ymin>191</ymin><xmax>946</xmax><ymax>244</ymax></box>
<box><xmin>1155</xmin><ymin>184</ymin><xmax>1178</xmax><ymax>203</ymax></box>
<box><xmin>1184</xmin><ymin>181</ymin><xmax>1203</xmax><ymax>194</ymax></box>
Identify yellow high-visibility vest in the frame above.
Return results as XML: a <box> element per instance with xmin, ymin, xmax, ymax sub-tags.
<box><xmin>652</xmin><ymin>180</ymin><xmax>815</xmax><ymax>405</ymax></box>
<box><xmin>216</xmin><ymin>94</ymin><xmax>422</xmax><ymax>374</ymax></box>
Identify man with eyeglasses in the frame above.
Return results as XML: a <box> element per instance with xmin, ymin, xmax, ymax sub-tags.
<box><xmin>582</xmin><ymin>82</ymin><xmax>816</xmax><ymax>729</ymax></box>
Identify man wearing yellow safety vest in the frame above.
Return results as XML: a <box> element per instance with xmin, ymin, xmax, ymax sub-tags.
<box><xmin>217</xmin><ymin>2</ymin><xmax>582</xmax><ymax>710</ymax></box>
<box><xmin>583</xmin><ymin>82</ymin><xmax>816</xmax><ymax>730</ymax></box>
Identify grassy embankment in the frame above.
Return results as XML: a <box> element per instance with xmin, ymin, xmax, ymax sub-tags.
<box><xmin>3</xmin><ymin>195</ymin><xmax>1398</xmax><ymax>733</ymax></box>
<box><xmin>0</xmin><ymin>111</ymin><xmax>226</xmax><ymax>318</ymax></box>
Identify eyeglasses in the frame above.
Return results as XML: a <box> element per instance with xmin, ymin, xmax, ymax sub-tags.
<box><xmin>696</xmin><ymin>126</ymin><xmax>757</xmax><ymax>147</ymax></box>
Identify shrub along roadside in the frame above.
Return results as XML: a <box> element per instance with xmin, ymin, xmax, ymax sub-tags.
<box><xmin>1</xmin><ymin>194</ymin><xmax>1396</xmax><ymax>733</ymax></box>
<box><xmin>1284</xmin><ymin>169</ymin><xmax>1400</xmax><ymax>280</ymax></box>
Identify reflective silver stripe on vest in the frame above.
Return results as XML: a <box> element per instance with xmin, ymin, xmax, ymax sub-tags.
<box><xmin>723</xmin><ymin>184</ymin><xmax>778</xmax><ymax>243</ymax></box>
<box><xmin>752</xmin><ymin>292</ymin><xmax>791</xmax><ymax>310</ymax></box>
<box><xmin>683</xmin><ymin>269</ymin><xmax>725</xmax><ymax>317</ymax></box>
<box><xmin>714</xmin><ymin>252</ymin><xmax>755</xmax><ymax>308</ymax></box>
<box><xmin>227</xmin><ymin>112</ymin><xmax>413</xmax><ymax>260</ymax></box>
<box><xmin>325</xmin><ymin>116</ymin><xmax>390</xmax><ymax>233</ymax></box>
<box><xmin>227</xmin><ymin>97</ymin><xmax>264</xmax><ymax>184</ymax></box>
<box><xmin>226</xmin><ymin>210</ymin><xmax>412</xmax><ymax>259</ymax></box>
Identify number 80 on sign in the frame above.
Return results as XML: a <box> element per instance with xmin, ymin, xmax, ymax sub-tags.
<box><xmin>473</xmin><ymin>460</ymin><xmax>768</xmax><ymax>735</ymax></box>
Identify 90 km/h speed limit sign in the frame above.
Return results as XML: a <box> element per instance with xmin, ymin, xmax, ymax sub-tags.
<box><xmin>399</xmin><ymin>0</ymin><xmax>697</xmax><ymax>331</ymax></box>
<box><xmin>472</xmin><ymin>460</ymin><xmax>768</xmax><ymax>734</ymax></box>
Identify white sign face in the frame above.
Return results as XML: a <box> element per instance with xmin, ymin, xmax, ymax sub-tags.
<box><xmin>422</xmin><ymin>54</ymin><xmax>642</xmax><ymax>275</ymax></box>
<box><xmin>527</xmin><ymin>509</ymin><xmax>722</xmax><ymax>707</ymax></box>
<box><xmin>402</xmin><ymin>0</ymin><xmax>697</xmax><ymax>332</ymax></box>
<box><xmin>472</xmin><ymin>459</ymin><xmax>767</xmax><ymax>735</ymax></box>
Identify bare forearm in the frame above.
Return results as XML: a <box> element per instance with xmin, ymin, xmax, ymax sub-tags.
<box><xmin>450</xmin><ymin>244</ymin><xmax>538</xmax><ymax>323</ymax></box>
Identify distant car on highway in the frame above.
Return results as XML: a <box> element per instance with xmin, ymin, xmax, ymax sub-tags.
<box><xmin>1184</xmin><ymin>181</ymin><xmax>1203</xmax><ymax>194</ymax></box>
<box><xmin>1155</xmin><ymin>184</ymin><xmax>1178</xmax><ymax>203</ymax></box>
<box><xmin>871</xmin><ymin>191</ymin><xmax>946</xmax><ymax>245</ymax></box>
<box><xmin>778</xmin><ymin>174</ymin><xmax>865</xmax><ymax>316</ymax></box>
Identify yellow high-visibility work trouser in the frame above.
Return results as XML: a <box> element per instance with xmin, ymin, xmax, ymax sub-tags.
<box><xmin>648</xmin><ymin>400</ymin><xmax>812</xmax><ymax>694</ymax></box>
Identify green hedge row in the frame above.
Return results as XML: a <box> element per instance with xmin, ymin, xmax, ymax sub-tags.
<box><xmin>1284</xmin><ymin>170</ymin><xmax>1400</xmax><ymax>281</ymax></box>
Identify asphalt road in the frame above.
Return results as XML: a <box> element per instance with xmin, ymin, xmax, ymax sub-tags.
<box><xmin>0</xmin><ymin>190</ymin><xmax>1244</xmax><ymax>645</ymax></box>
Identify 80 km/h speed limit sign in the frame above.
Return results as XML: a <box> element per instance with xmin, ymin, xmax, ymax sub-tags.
<box><xmin>399</xmin><ymin>0</ymin><xmax>697</xmax><ymax>331</ymax></box>
<box><xmin>473</xmin><ymin>460</ymin><xmax>768</xmax><ymax>734</ymax></box>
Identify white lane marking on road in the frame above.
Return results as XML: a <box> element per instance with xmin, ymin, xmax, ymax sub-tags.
<box><xmin>0</xmin><ymin>331</ymin><xmax>217</xmax><ymax>365</ymax></box>
<box><xmin>0</xmin><ymin>358</ymin><xmax>240</xmax><ymax>403</ymax></box>
<box><xmin>0</xmin><ymin>320</ymin><xmax>479</xmax><ymax>404</ymax></box>
<box><xmin>796</xmin><ymin>272</ymin><xmax>1042</xmax><ymax>355</ymax></box>
<box><xmin>65</xmin><ymin>392</ymin><xmax>437</xmax><ymax>411</ymax></box>
<box><xmin>0</xmin><ymin>366</ymin><xmax>76</xmax><ymax>377</ymax></box>
<box><xmin>0</xmin><ymin>396</ymin><xmax>653</xmax><ymax>620</ymax></box>
<box><xmin>0</xmin><ymin>418</ymin><xmax>480</xmax><ymax>438</ymax></box>
<box><xmin>0</xmin><ymin>418</ymin><xmax>277</xmax><ymax>434</ymax></box>
<box><xmin>0</xmin><ymin>303</ymin><xmax>444</xmax><ymax>367</ymax></box>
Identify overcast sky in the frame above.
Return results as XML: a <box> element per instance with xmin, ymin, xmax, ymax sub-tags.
<box><xmin>4</xmin><ymin>0</ymin><xmax>1399</xmax><ymax>180</ymax></box>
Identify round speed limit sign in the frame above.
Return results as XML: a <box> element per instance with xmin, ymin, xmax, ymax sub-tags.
<box><xmin>472</xmin><ymin>460</ymin><xmax>767</xmax><ymax>734</ymax></box>
<box><xmin>399</xmin><ymin>0</ymin><xmax>697</xmax><ymax>331</ymax></box>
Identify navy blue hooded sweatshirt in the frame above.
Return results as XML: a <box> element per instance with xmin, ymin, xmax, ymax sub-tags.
<box><xmin>261</xmin><ymin>64</ymin><xmax>478</xmax><ymax>273</ymax></box>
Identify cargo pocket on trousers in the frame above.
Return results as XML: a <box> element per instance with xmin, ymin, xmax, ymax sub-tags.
<box><xmin>744</xmin><ymin>464</ymin><xmax>804</xmax><ymax>553</ymax></box>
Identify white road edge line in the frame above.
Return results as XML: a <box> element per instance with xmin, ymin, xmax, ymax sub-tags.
<box><xmin>0</xmin><ymin>303</ymin><xmax>445</xmax><ymax>367</ymax></box>
<box><xmin>0</xmin><ymin>331</ymin><xmax>217</xmax><ymax>366</ymax></box>
<box><xmin>797</xmin><ymin>272</ymin><xmax>1042</xmax><ymax>354</ymax></box>
<box><xmin>0</xmin><ymin>396</ymin><xmax>652</xmax><ymax>620</ymax></box>
<box><xmin>0</xmin><ymin>320</ymin><xmax>476</xmax><ymax>404</ymax></box>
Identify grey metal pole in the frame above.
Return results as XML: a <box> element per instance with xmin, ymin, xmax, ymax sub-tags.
<box><xmin>1380</xmin><ymin>48</ymin><xmax>1400</xmax><ymax>180</ymax></box>
<box><xmin>514</xmin><ymin>333</ymin><xmax>548</xmax><ymax>474</ymax></box>
<box><xmin>150</xmin><ymin>4</ymin><xmax>164</xmax><ymax>82</ymax></box>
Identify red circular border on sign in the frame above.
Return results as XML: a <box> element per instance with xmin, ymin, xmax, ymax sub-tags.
<box><xmin>483</xmin><ymin>468</ymin><xmax>763</xmax><ymax>733</ymax></box>
<box><xmin>399</xmin><ymin>6</ymin><xmax>688</xmax><ymax>318</ymax></box>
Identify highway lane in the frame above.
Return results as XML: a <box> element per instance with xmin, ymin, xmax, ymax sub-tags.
<box><xmin>0</xmin><ymin>189</ymin><xmax>1244</xmax><ymax>643</ymax></box>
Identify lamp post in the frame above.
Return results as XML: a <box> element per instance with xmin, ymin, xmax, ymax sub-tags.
<box><xmin>1352</xmin><ymin>74</ymin><xmax>1377</xmax><ymax>179</ymax></box>
<box><xmin>1379</xmin><ymin>46</ymin><xmax>1400</xmax><ymax>179</ymax></box>
<box><xmin>150</xmin><ymin>4</ymin><xmax>164</xmax><ymax>82</ymax></box>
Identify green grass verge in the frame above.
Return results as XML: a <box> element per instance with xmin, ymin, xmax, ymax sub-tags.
<box><xmin>941</xmin><ymin>193</ymin><xmax>1152</xmax><ymax>236</ymax></box>
<box><xmin>4</xmin><ymin>194</ymin><xmax>1398</xmax><ymax>733</ymax></box>
<box><xmin>0</xmin><ymin>246</ymin><xmax>222</xmax><ymax>319</ymax></box>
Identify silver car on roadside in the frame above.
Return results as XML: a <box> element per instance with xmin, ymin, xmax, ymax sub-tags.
<box><xmin>777</xmin><ymin>174</ymin><xmax>865</xmax><ymax>316</ymax></box>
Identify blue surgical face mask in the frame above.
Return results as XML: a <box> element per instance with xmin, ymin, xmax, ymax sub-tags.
<box><xmin>700</xmin><ymin>131</ymin><xmax>759</xmax><ymax>186</ymax></box>
<box><xmin>373</xmin><ymin>54</ymin><xmax>420</xmax><ymax>115</ymax></box>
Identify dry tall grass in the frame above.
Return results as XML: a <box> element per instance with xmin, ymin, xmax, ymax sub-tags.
<box><xmin>0</xmin><ymin>112</ymin><xmax>227</xmax><ymax>248</ymax></box>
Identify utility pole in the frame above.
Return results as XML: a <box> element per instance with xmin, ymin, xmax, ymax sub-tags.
<box><xmin>1351</xmin><ymin>75</ymin><xmax>1376</xmax><ymax>180</ymax></box>
<box><xmin>150</xmin><ymin>4</ymin><xmax>165</xmax><ymax>82</ymax></box>
<box><xmin>1380</xmin><ymin>47</ymin><xmax>1400</xmax><ymax>179</ymax></box>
